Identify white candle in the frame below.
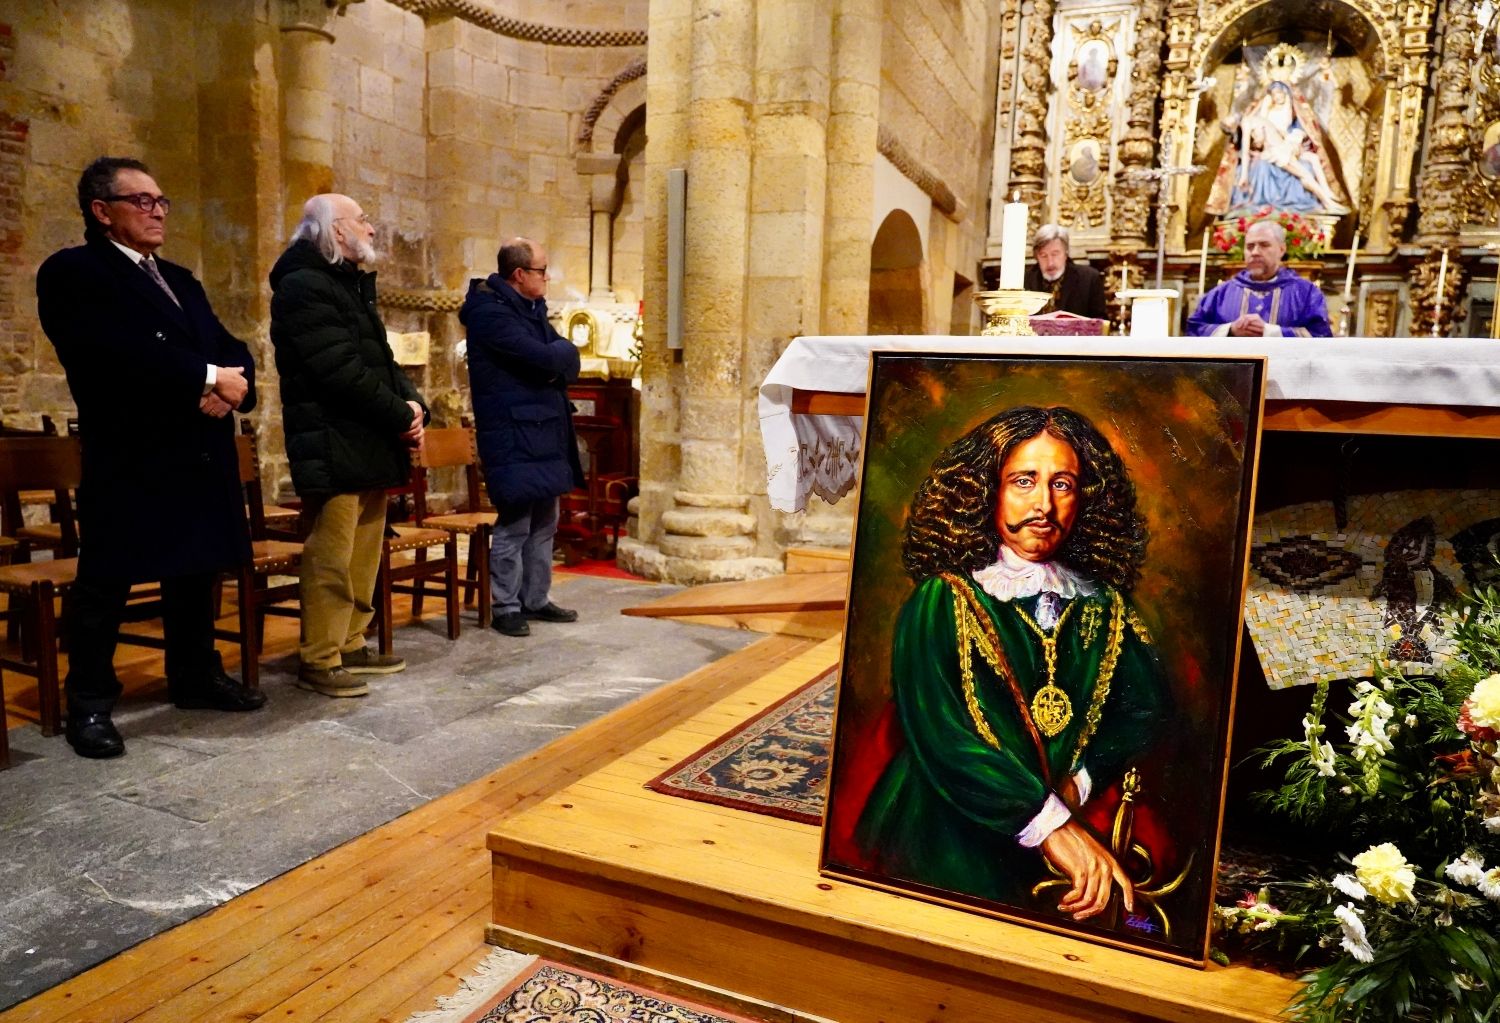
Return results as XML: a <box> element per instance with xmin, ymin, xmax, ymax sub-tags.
<box><xmin>999</xmin><ymin>191</ymin><xmax>1027</xmax><ymax>290</ymax></box>
<box><xmin>1197</xmin><ymin>228</ymin><xmax>1209</xmax><ymax>297</ymax></box>
<box><xmin>1119</xmin><ymin>265</ymin><xmax>1127</xmax><ymax>292</ymax></box>
<box><xmin>1343</xmin><ymin>232</ymin><xmax>1360</xmax><ymax>300</ymax></box>
<box><xmin>1434</xmin><ymin>248</ymin><xmax>1449</xmax><ymax>330</ymax></box>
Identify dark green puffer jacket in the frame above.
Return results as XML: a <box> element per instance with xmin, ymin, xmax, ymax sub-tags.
<box><xmin>269</xmin><ymin>238</ymin><xmax>428</xmax><ymax>499</ymax></box>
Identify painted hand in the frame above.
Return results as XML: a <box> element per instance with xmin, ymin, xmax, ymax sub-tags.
<box><xmin>1040</xmin><ymin>819</ymin><xmax>1134</xmax><ymax>921</ymax></box>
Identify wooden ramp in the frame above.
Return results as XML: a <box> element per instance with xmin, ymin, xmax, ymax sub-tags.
<box><xmin>486</xmin><ymin>637</ymin><xmax>1300</xmax><ymax>1023</ymax></box>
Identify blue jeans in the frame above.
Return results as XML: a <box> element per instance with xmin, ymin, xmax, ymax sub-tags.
<box><xmin>488</xmin><ymin>497</ymin><xmax>558</xmax><ymax>616</ymax></box>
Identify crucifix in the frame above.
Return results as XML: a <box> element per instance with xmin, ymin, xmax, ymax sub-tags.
<box><xmin>1121</xmin><ymin>133</ymin><xmax>1205</xmax><ymax>289</ymax></box>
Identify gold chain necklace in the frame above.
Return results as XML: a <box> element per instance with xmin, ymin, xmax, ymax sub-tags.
<box><xmin>1015</xmin><ymin>600</ymin><xmax>1076</xmax><ymax>738</ymax></box>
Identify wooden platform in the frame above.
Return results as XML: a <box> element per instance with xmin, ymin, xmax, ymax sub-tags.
<box><xmin>485</xmin><ymin>638</ymin><xmax>1301</xmax><ymax>1023</ymax></box>
<box><xmin>0</xmin><ymin>629</ymin><xmax>821</xmax><ymax>1023</ymax></box>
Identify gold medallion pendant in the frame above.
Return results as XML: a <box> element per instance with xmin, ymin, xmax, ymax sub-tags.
<box><xmin>1031</xmin><ymin>683</ymin><xmax>1072</xmax><ymax>737</ymax></box>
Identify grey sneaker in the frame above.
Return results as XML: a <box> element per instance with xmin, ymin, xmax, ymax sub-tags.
<box><xmin>296</xmin><ymin>665</ymin><xmax>370</xmax><ymax>698</ymax></box>
<box><xmin>341</xmin><ymin>646</ymin><xmax>406</xmax><ymax>675</ymax></box>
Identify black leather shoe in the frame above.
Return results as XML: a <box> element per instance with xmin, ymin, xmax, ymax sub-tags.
<box><xmin>491</xmin><ymin>611</ymin><xmax>531</xmax><ymax>636</ymax></box>
<box><xmin>171</xmin><ymin>668</ymin><xmax>268</xmax><ymax>712</ymax></box>
<box><xmin>525</xmin><ymin>602</ymin><xmax>578</xmax><ymax>623</ymax></box>
<box><xmin>65</xmin><ymin>712</ymin><xmax>125</xmax><ymax>759</ymax></box>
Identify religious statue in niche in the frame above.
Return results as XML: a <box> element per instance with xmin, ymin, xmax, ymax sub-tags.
<box><xmin>1205</xmin><ymin>43</ymin><xmax>1351</xmax><ymax>218</ymax></box>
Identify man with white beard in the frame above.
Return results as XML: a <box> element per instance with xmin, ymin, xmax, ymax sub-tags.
<box><xmin>1022</xmin><ymin>224</ymin><xmax>1108</xmax><ymax>320</ymax></box>
<box><xmin>269</xmin><ymin>194</ymin><xmax>429</xmax><ymax>698</ymax></box>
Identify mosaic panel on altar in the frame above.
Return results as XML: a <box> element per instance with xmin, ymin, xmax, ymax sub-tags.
<box><xmin>1246</xmin><ymin>489</ymin><xmax>1500</xmax><ymax>689</ymax></box>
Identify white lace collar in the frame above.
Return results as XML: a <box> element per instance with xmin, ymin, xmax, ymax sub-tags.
<box><xmin>970</xmin><ymin>545</ymin><xmax>1097</xmax><ymax>603</ymax></box>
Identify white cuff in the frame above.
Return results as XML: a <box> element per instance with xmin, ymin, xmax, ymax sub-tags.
<box><xmin>1017</xmin><ymin>793</ymin><xmax>1071</xmax><ymax>848</ymax></box>
<box><xmin>1073</xmin><ymin>766</ymin><xmax>1092</xmax><ymax>806</ymax></box>
<box><xmin>1210</xmin><ymin>323</ymin><xmax>1231</xmax><ymax>337</ymax></box>
<box><xmin>1264</xmin><ymin>324</ymin><xmax>1284</xmax><ymax>338</ymax></box>
<box><xmin>204</xmin><ymin>363</ymin><xmax>218</xmax><ymax>395</ymax></box>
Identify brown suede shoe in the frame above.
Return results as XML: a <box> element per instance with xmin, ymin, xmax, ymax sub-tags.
<box><xmin>295</xmin><ymin>665</ymin><xmax>370</xmax><ymax>698</ymax></box>
<box><xmin>340</xmin><ymin>646</ymin><xmax>406</xmax><ymax>675</ymax></box>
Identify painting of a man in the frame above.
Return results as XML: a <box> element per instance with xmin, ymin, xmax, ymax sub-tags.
<box><xmin>854</xmin><ymin>407</ymin><xmax>1169</xmax><ymax>920</ymax></box>
<box><xmin>821</xmin><ymin>353</ymin><xmax>1265</xmax><ymax>964</ymax></box>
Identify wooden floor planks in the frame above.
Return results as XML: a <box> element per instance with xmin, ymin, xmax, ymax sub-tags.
<box><xmin>1</xmin><ymin>628</ymin><xmax>819</xmax><ymax>1023</ymax></box>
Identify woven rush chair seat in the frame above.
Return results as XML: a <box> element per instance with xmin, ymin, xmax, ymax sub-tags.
<box><xmin>385</xmin><ymin>525</ymin><xmax>453</xmax><ymax>554</ymax></box>
<box><xmin>419</xmin><ymin>510</ymin><xmax>493</xmax><ymax>534</ymax></box>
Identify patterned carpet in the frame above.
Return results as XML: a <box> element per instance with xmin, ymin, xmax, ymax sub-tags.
<box><xmin>646</xmin><ymin>667</ymin><xmax>836</xmax><ymax>824</ymax></box>
<box><xmin>460</xmin><ymin>960</ymin><xmax>762</xmax><ymax>1023</ymax></box>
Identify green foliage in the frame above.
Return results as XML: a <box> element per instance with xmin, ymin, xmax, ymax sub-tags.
<box><xmin>1221</xmin><ymin>586</ymin><xmax>1500</xmax><ymax>1023</ymax></box>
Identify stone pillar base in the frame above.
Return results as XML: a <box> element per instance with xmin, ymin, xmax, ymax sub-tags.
<box><xmin>616</xmin><ymin>537</ymin><xmax>782</xmax><ymax>584</ymax></box>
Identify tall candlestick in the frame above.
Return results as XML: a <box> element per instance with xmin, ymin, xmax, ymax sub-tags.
<box><xmin>999</xmin><ymin>191</ymin><xmax>1028</xmax><ymax>290</ymax></box>
<box><xmin>1343</xmin><ymin>231</ymin><xmax>1360</xmax><ymax>299</ymax></box>
<box><xmin>1119</xmin><ymin>265</ymin><xmax>1127</xmax><ymax>292</ymax></box>
<box><xmin>1434</xmin><ymin>248</ymin><xmax>1449</xmax><ymax>336</ymax></box>
<box><xmin>1197</xmin><ymin>228</ymin><xmax>1209</xmax><ymax>298</ymax></box>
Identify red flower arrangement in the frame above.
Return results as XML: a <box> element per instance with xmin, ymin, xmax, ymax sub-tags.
<box><xmin>1210</xmin><ymin>207</ymin><xmax>1329</xmax><ymax>261</ymax></box>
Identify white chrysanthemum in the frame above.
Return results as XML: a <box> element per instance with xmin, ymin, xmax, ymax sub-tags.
<box><xmin>1334</xmin><ymin>903</ymin><xmax>1374</xmax><ymax>964</ymax></box>
<box><xmin>1485</xmin><ymin>815</ymin><xmax>1500</xmax><ymax>835</ymax></box>
<box><xmin>1445</xmin><ymin>851</ymin><xmax>1486</xmax><ymax>887</ymax></box>
<box><xmin>1478</xmin><ymin>867</ymin><xmax>1500</xmax><ymax>903</ymax></box>
<box><xmin>1331</xmin><ymin>873</ymin><xmax>1368</xmax><ymax>901</ymax></box>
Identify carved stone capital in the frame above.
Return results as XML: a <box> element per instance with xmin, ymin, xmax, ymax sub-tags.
<box><xmin>280</xmin><ymin>0</ymin><xmax>364</xmax><ymax>38</ymax></box>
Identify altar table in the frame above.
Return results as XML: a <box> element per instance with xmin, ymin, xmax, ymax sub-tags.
<box><xmin>759</xmin><ymin>335</ymin><xmax>1500</xmax><ymax>512</ymax></box>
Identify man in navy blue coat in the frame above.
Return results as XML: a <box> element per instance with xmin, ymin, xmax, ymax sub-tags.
<box><xmin>35</xmin><ymin>156</ymin><xmax>266</xmax><ymax>758</ymax></box>
<box><xmin>459</xmin><ymin>237</ymin><xmax>584</xmax><ymax>637</ymax></box>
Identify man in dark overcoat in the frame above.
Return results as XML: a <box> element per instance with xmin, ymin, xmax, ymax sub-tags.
<box><xmin>459</xmin><ymin>237</ymin><xmax>584</xmax><ymax>637</ymax></box>
<box><xmin>270</xmin><ymin>193</ymin><xmax>427</xmax><ymax>698</ymax></box>
<box><xmin>35</xmin><ymin>156</ymin><xmax>266</xmax><ymax>759</ymax></box>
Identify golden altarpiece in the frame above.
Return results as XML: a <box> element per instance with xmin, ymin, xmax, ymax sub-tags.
<box><xmin>986</xmin><ymin>0</ymin><xmax>1500</xmax><ymax>338</ymax></box>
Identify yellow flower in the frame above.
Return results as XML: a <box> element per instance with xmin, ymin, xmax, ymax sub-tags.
<box><xmin>1352</xmin><ymin>842</ymin><xmax>1416</xmax><ymax>905</ymax></box>
<box><xmin>1470</xmin><ymin>674</ymin><xmax>1500</xmax><ymax>731</ymax></box>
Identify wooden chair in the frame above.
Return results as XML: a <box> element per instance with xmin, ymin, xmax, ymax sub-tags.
<box><xmin>0</xmin><ymin>421</ymin><xmax>78</xmax><ymax>564</ymax></box>
<box><xmin>374</xmin><ymin>446</ymin><xmax>461</xmax><ymax>655</ymax></box>
<box><xmin>220</xmin><ymin>424</ymin><xmax>304</xmax><ymax>690</ymax></box>
<box><xmin>239</xmin><ymin>421</ymin><xmax>303</xmax><ymax>541</ymax></box>
<box><xmin>411</xmin><ymin>426</ymin><xmax>495</xmax><ymax>625</ymax></box>
<box><xmin>0</xmin><ymin>436</ymin><xmax>83</xmax><ymax>743</ymax></box>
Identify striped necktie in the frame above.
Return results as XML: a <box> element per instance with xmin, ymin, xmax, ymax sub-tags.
<box><xmin>140</xmin><ymin>256</ymin><xmax>181</xmax><ymax>308</ymax></box>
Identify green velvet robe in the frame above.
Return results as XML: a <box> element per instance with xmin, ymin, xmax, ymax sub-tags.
<box><xmin>855</xmin><ymin>572</ymin><xmax>1169</xmax><ymax>905</ymax></box>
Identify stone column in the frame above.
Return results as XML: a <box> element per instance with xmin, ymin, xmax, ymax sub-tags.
<box><xmin>278</xmin><ymin>0</ymin><xmax>350</xmax><ymax>236</ymax></box>
<box><xmin>820</xmin><ymin>0</ymin><xmax>880</xmax><ymax>335</ymax></box>
<box><xmin>1009</xmin><ymin>0</ymin><xmax>1056</xmax><ymax>221</ymax></box>
<box><xmin>578</xmin><ymin>152</ymin><xmax>624</xmax><ymax>300</ymax></box>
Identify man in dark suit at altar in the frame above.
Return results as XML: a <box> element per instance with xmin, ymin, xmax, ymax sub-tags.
<box><xmin>1022</xmin><ymin>224</ymin><xmax>1109</xmax><ymax>320</ymax></box>
<box><xmin>35</xmin><ymin>156</ymin><xmax>266</xmax><ymax>759</ymax></box>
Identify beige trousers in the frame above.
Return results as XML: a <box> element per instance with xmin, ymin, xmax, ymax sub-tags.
<box><xmin>299</xmin><ymin>489</ymin><xmax>386</xmax><ymax>669</ymax></box>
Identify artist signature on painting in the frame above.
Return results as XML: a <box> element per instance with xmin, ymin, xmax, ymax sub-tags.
<box><xmin>1124</xmin><ymin>913</ymin><xmax>1162</xmax><ymax>935</ymax></box>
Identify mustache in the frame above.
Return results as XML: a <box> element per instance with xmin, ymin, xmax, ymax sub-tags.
<box><xmin>1004</xmin><ymin>514</ymin><xmax>1061</xmax><ymax>534</ymax></box>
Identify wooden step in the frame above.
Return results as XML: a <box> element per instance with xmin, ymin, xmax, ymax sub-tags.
<box><xmin>621</xmin><ymin>571</ymin><xmax>848</xmax><ymax>618</ymax></box>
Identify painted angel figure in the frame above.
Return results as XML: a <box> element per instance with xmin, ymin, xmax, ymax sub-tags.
<box><xmin>1206</xmin><ymin>48</ymin><xmax>1350</xmax><ymax>217</ymax></box>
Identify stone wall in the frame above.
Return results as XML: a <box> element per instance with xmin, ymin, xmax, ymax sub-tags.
<box><xmin>0</xmin><ymin>0</ymin><xmax>647</xmax><ymax>503</ymax></box>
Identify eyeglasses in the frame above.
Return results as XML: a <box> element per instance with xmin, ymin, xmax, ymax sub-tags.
<box><xmin>521</xmin><ymin>266</ymin><xmax>549</xmax><ymax>278</ymax></box>
<box><xmin>335</xmin><ymin>213</ymin><xmax>371</xmax><ymax>225</ymax></box>
<box><xmin>107</xmin><ymin>193</ymin><xmax>171</xmax><ymax>214</ymax></box>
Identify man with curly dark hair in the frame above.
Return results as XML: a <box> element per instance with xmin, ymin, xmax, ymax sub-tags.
<box><xmin>856</xmin><ymin>405</ymin><xmax>1171</xmax><ymax>924</ymax></box>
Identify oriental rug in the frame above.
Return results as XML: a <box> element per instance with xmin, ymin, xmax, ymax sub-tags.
<box><xmin>406</xmin><ymin>948</ymin><xmax>764</xmax><ymax>1023</ymax></box>
<box><xmin>645</xmin><ymin>667</ymin><xmax>836</xmax><ymax>825</ymax></box>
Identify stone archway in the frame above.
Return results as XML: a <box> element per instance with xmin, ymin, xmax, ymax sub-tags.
<box><xmin>867</xmin><ymin>209</ymin><xmax>925</xmax><ymax>335</ymax></box>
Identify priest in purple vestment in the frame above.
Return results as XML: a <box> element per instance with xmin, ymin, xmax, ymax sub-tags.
<box><xmin>1188</xmin><ymin>220</ymin><xmax>1331</xmax><ymax>337</ymax></box>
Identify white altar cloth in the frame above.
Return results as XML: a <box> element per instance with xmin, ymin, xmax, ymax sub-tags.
<box><xmin>758</xmin><ymin>335</ymin><xmax>1500</xmax><ymax>512</ymax></box>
